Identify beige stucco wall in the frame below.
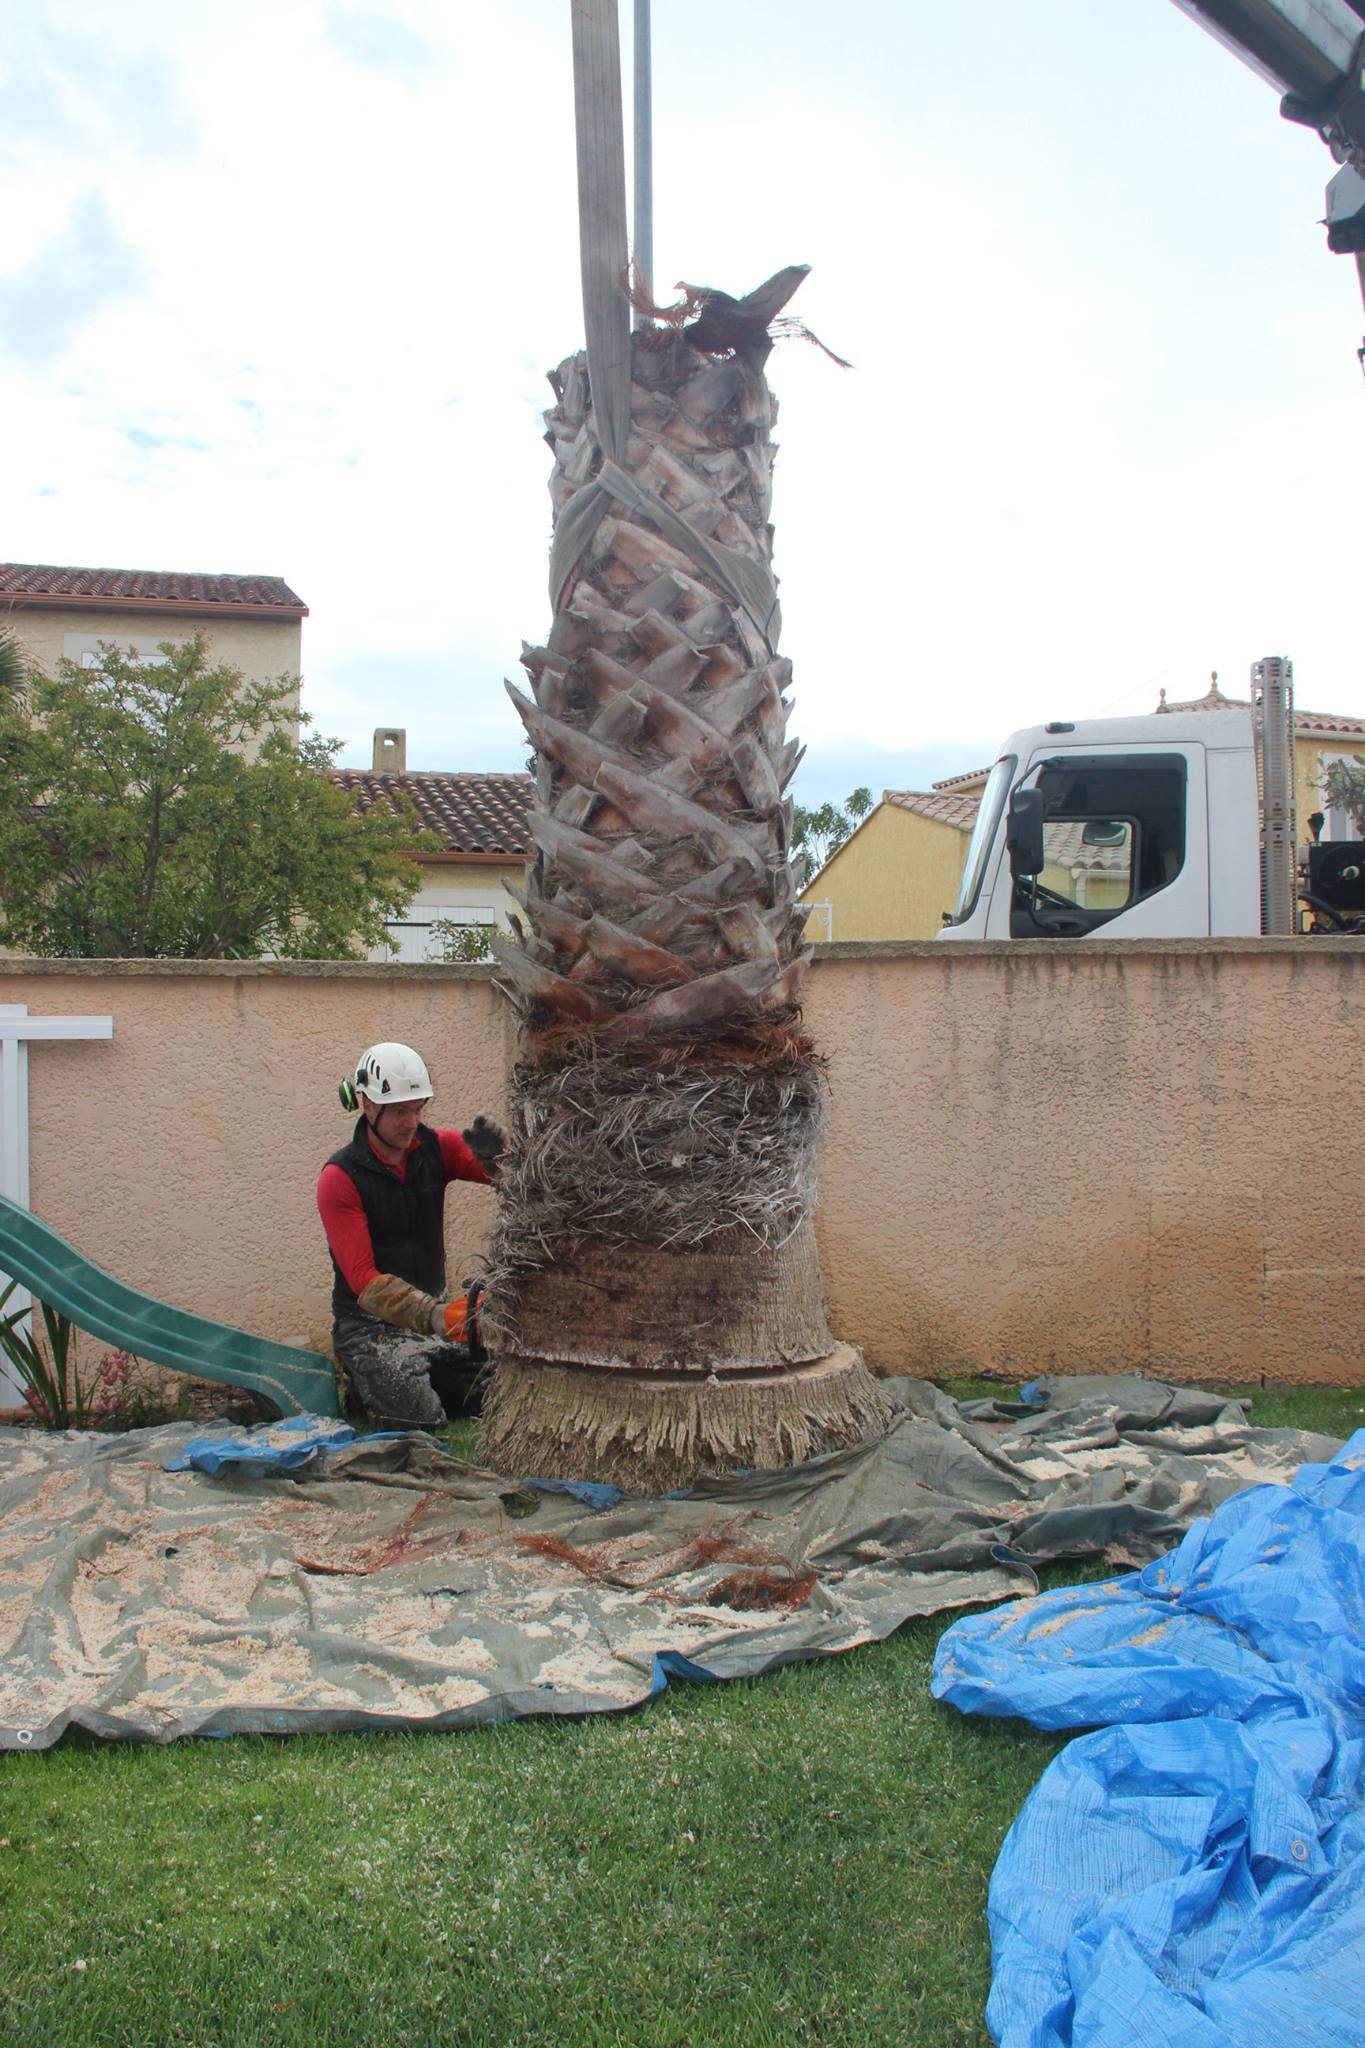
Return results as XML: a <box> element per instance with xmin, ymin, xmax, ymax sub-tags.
<box><xmin>412</xmin><ymin>858</ymin><xmax>528</xmax><ymax>905</ymax></box>
<box><xmin>799</xmin><ymin>806</ymin><xmax>970</xmax><ymax>941</ymax></box>
<box><xmin>0</xmin><ymin>963</ymin><xmax>513</xmax><ymax>1358</ymax></box>
<box><xmin>6</xmin><ymin>607</ymin><xmax>303</xmax><ymax>750</ymax></box>
<box><xmin>803</xmin><ymin>939</ymin><xmax>1363</xmax><ymax>1387</ymax></box>
<box><xmin>2</xmin><ymin>939</ymin><xmax>1361</xmax><ymax>1385</ymax></box>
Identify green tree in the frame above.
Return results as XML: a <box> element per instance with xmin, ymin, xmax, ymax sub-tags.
<box><xmin>1320</xmin><ymin>754</ymin><xmax>1365</xmax><ymax>837</ymax></box>
<box><xmin>0</xmin><ymin>625</ymin><xmax>29</xmax><ymax>699</ymax></box>
<box><xmin>791</xmin><ymin>786</ymin><xmax>874</xmax><ymax>883</ymax></box>
<box><xmin>429</xmin><ymin>916</ymin><xmax>496</xmax><ymax>963</ymax></box>
<box><xmin>0</xmin><ymin>635</ymin><xmax>432</xmax><ymax>959</ymax></box>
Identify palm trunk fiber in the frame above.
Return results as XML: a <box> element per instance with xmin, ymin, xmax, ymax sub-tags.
<box><xmin>480</xmin><ymin>306</ymin><xmax>892</xmax><ymax>1490</ymax></box>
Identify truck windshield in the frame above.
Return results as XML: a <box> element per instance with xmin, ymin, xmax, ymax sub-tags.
<box><xmin>952</xmin><ymin>755</ymin><xmax>1016</xmax><ymax>923</ymax></box>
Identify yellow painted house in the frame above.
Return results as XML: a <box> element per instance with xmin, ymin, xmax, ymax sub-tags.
<box><xmin>799</xmin><ymin>677</ymin><xmax>1365</xmax><ymax>942</ymax></box>
<box><xmin>798</xmin><ymin>785</ymin><xmax>981</xmax><ymax>942</ymax></box>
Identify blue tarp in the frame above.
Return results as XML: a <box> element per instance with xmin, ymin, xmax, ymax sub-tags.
<box><xmin>164</xmin><ymin>1414</ymin><xmax>361</xmax><ymax>1472</ymax></box>
<box><xmin>933</xmin><ymin>1429</ymin><xmax>1365</xmax><ymax>2047</ymax></box>
<box><xmin>164</xmin><ymin>1420</ymin><xmax>624</xmax><ymax>1507</ymax></box>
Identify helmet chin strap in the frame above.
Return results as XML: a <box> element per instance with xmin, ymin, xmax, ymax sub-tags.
<box><xmin>360</xmin><ymin>1099</ymin><xmax>394</xmax><ymax>1147</ymax></box>
<box><xmin>363</xmin><ymin>1097</ymin><xmax>421</xmax><ymax>1151</ymax></box>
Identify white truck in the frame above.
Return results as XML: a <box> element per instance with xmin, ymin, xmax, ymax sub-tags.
<box><xmin>939</xmin><ymin>657</ymin><xmax>1365</xmax><ymax>941</ymax></box>
<box><xmin>935</xmin><ymin>6</ymin><xmax>1365</xmax><ymax>942</ymax></box>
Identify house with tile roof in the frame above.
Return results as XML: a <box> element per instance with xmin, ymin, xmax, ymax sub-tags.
<box><xmin>798</xmin><ymin>675</ymin><xmax>1365</xmax><ymax>942</ymax></box>
<box><xmin>331</xmin><ymin>732</ymin><xmax>533</xmax><ymax>960</ymax></box>
<box><xmin>1155</xmin><ymin>674</ymin><xmax>1365</xmax><ymax>848</ymax></box>
<box><xmin>1</xmin><ymin>568</ymin><xmax>536</xmax><ymax>961</ymax></box>
<box><xmin>0</xmin><ymin>562</ymin><xmax>308</xmax><ymax>750</ymax></box>
<box><xmin>797</xmin><ymin>786</ymin><xmax>980</xmax><ymax>941</ymax></box>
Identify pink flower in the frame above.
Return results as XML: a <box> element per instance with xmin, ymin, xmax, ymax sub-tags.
<box><xmin>96</xmin><ymin>1351</ymin><xmax>132</xmax><ymax>1388</ymax></box>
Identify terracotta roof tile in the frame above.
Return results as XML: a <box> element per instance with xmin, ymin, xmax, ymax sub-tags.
<box><xmin>1042</xmin><ymin>819</ymin><xmax>1131</xmax><ymax>874</ymax></box>
<box><xmin>1294</xmin><ymin>708</ymin><xmax>1365</xmax><ymax>735</ymax></box>
<box><xmin>0</xmin><ymin>562</ymin><xmax>307</xmax><ymax>614</ymax></box>
<box><xmin>931</xmin><ymin>766</ymin><xmax>991</xmax><ymax>792</ymax></box>
<box><xmin>1155</xmin><ymin>678</ymin><xmax>1364</xmax><ymax>736</ymax></box>
<box><xmin>331</xmin><ymin>770</ymin><xmax>534</xmax><ymax>856</ymax></box>
<box><xmin>884</xmin><ymin>788</ymin><xmax>980</xmax><ymax>829</ymax></box>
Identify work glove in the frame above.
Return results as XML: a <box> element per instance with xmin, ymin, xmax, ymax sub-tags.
<box><xmin>461</xmin><ymin>1114</ymin><xmax>507</xmax><ymax>1178</ymax></box>
<box><xmin>438</xmin><ymin>1281</ymin><xmax>485</xmax><ymax>1348</ymax></box>
<box><xmin>357</xmin><ymin>1273</ymin><xmax>444</xmax><ymax>1335</ymax></box>
<box><xmin>357</xmin><ymin>1274</ymin><xmax>486</xmax><ymax>1348</ymax></box>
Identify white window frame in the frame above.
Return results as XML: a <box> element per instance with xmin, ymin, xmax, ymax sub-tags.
<box><xmin>383</xmin><ymin>907</ymin><xmax>498</xmax><ymax>963</ymax></box>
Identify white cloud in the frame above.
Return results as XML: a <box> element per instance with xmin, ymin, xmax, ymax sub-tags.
<box><xmin>0</xmin><ymin>12</ymin><xmax>197</xmax><ymax>165</ymax></box>
<box><xmin>0</xmin><ymin>191</ymin><xmax>147</xmax><ymax>365</ymax></box>
<box><xmin>322</xmin><ymin>3</ymin><xmax>439</xmax><ymax>81</ymax></box>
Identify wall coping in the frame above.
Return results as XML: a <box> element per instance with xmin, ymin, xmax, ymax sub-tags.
<box><xmin>0</xmin><ymin>958</ymin><xmax>501</xmax><ymax>980</ymax></box>
<box><xmin>810</xmin><ymin>935</ymin><xmax>1365</xmax><ymax>960</ymax></box>
<box><xmin>2</xmin><ymin>935</ymin><xmax>1363</xmax><ymax>980</ymax></box>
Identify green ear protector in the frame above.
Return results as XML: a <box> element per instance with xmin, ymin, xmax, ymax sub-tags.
<box><xmin>338</xmin><ymin>1078</ymin><xmax>360</xmax><ymax>1112</ymax></box>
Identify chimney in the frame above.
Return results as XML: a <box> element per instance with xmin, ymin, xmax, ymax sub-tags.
<box><xmin>373</xmin><ymin>727</ymin><xmax>407</xmax><ymax>773</ymax></box>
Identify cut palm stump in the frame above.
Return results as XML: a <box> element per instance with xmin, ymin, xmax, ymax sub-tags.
<box><xmin>480</xmin><ymin>275</ymin><xmax>892</xmax><ymax>1491</ymax></box>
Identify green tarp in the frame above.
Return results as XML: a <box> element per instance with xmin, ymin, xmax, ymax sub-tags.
<box><xmin>0</xmin><ymin>1377</ymin><xmax>1339</xmax><ymax>1749</ymax></box>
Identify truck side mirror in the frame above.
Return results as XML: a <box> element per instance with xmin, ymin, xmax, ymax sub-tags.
<box><xmin>1005</xmin><ymin>789</ymin><xmax>1045</xmax><ymax>879</ymax></box>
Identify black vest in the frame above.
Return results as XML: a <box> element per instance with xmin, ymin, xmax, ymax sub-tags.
<box><xmin>328</xmin><ymin>1117</ymin><xmax>446</xmax><ymax>1319</ymax></box>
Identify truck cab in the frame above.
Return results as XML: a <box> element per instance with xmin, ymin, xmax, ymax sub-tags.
<box><xmin>939</xmin><ymin>708</ymin><xmax>1262</xmax><ymax>940</ymax></box>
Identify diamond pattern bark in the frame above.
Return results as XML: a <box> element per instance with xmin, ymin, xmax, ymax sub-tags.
<box><xmin>480</xmin><ymin>313</ymin><xmax>892</xmax><ymax>1489</ymax></box>
<box><xmin>491</xmin><ymin>328</ymin><xmax>810</xmax><ymax>1036</ymax></box>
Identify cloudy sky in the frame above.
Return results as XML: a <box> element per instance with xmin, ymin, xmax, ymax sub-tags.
<box><xmin>3</xmin><ymin>0</ymin><xmax>1362</xmax><ymax>804</ymax></box>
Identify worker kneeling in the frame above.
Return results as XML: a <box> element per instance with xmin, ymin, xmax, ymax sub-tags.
<box><xmin>317</xmin><ymin>1041</ymin><xmax>504</xmax><ymax>1430</ymax></box>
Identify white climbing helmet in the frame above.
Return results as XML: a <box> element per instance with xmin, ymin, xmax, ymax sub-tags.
<box><xmin>352</xmin><ymin>1042</ymin><xmax>432</xmax><ymax>1107</ymax></box>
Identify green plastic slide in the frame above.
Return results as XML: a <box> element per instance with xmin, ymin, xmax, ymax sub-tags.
<box><xmin>0</xmin><ymin>1192</ymin><xmax>339</xmax><ymax>1419</ymax></box>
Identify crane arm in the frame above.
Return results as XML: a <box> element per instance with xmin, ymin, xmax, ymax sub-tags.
<box><xmin>1169</xmin><ymin>1</ymin><xmax>1365</xmax><ymax>165</ymax></box>
<box><xmin>1171</xmin><ymin>0</ymin><xmax>1365</xmax><ymax>360</ymax></box>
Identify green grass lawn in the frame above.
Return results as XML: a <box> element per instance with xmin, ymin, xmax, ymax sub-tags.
<box><xmin>2</xmin><ymin>1382</ymin><xmax>1360</xmax><ymax>2048</ymax></box>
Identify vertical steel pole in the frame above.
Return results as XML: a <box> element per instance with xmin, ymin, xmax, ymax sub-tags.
<box><xmin>632</xmin><ymin>0</ymin><xmax>653</xmax><ymax>325</ymax></box>
<box><xmin>571</xmin><ymin>0</ymin><xmax>631</xmax><ymax>463</ymax></box>
<box><xmin>1253</xmin><ymin>655</ymin><xmax>1297</xmax><ymax>934</ymax></box>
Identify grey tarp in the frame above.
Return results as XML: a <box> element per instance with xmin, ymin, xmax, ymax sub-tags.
<box><xmin>0</xmin><ymin>1376</ymin><xmax>1340</xmax><ymax>1749</ymax></box>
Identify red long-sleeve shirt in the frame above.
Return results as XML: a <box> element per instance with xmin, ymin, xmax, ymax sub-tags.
<box><xmin>317</xmin><ymin>1127</ymin><xmax>492</xmax><ymax>1299</ymax></box>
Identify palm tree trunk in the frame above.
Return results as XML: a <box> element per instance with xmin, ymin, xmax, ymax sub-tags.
<box><xmin>479</xmin><ymin>307</ymin><xmax>891</xmax><ymax>1490</ymax></box>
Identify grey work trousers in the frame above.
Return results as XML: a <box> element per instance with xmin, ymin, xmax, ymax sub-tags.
<box><xmin>332</xmin><ymin>1313</ymin><xmax>485</xmax><ymax>1430</ymax></box>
